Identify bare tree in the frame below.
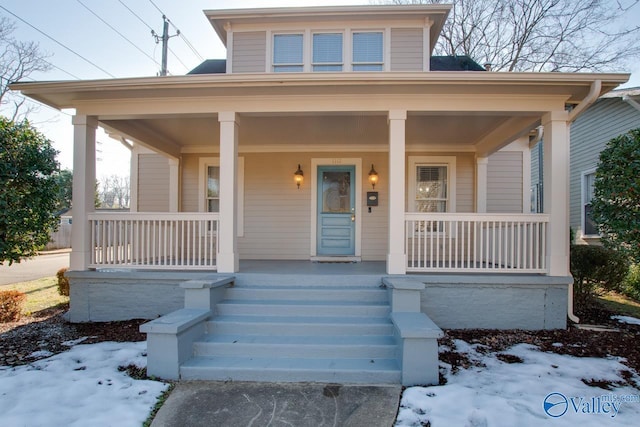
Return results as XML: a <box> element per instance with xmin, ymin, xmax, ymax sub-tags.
<box><xmin>0</xmin><ymin>16</ymin><xmax>51</xmax><ymax>120</ymax></box>
<box><xmin>379</xmin><ymin>0</ymin><xmax>640</xmax><ymax>72</ymax></box>
<box><xmin>98</xmin><ymin>175</ymin><xmax>130</xmax><ymax>209</ymax></box>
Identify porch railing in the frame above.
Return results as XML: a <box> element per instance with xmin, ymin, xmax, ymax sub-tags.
<box><xmin>405</xmin><ymin>213</ymin><xmax>549</xmax><ymax>273</ymax></box>
<box><xmin>88</xmin><ymin>212</ymin><xmax>219</xmax><ymax>270</ymax></box>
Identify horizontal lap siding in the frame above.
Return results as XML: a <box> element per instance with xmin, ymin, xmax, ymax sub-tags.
<box><xmin>138</xmin><ymin>154</ymin><xmax>170</xmax><ymax>212</ymax></box>
<box><xmin>232</xmin><ymin>31</ymin><xmax>266</xmax><ymax>73</ymax></box>
<box><xmin>487</xmin><ymin>151</ymin><xmax>523</xmax><ymax>213</ymax></box>
<box><xmin>569</xmin><ymin>99</ymin><xmax>640</xmax><ymax>232</ymax></box>
<box><xmin>456</xmin><ymin>154</ymin><xmax>474</xmax><ymax>213</ymax></box>
<box><xmin>390</xmin><ymin>28</ymin><xmax>423</xmax><ymax>71</ymax></box>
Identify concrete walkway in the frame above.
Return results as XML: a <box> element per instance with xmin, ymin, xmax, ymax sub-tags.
<box><xmin>151</xmin><ymin>381</ymin><xmax>401</xmax><ymax>427</ymax></box>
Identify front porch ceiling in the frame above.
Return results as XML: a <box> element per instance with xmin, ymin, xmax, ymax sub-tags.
<box><xmin>98</xmin><ymin>111</ymin><xmax>540</xmax><ymax>157</ymax></box>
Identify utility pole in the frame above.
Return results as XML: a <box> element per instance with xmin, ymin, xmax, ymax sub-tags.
<box><xmin>152</xmin><ymin>15</ymin><xmax>179</xmax><ymax>76</ymax></box>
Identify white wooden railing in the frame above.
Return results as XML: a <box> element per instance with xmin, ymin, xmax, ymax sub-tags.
<box><xmin>405</xmin><ymin>213</ymin><xmax>549</xmax><ymax>273</ymax></box>
<box><xmin>88</xmin><ymin>213</ymin><xmax>219</xmax><ymax>270</ymax></box>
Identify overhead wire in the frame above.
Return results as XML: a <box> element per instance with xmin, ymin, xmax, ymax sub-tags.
<box><xmin>147</xmin><ymin>0</ymin><xmax>205</xmax><ymax>62</ymax></box>
<box><xmin>117</xmin><ymin>0</ymin><xmax>154</xmax><ymax>31</ymax></box>
<box><xmin>0</xmin><ymin>4</ymin><xmax>116</xmax><ymax>78</ymax></box>
<box><xmin>75</xmin><ymin>0</ymin><xmax>161</xmax><ymax>68</ymax></box>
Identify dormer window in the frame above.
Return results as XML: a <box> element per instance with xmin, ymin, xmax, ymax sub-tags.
<box><xmin>313</xmin><ymin>33</ymin><xmax>343</xmax><ymax>72</ymax></box>
<box><xmin>273</xmin><ymin>33</ymin><xmax>304</xmax><ymax>72</ymax></box>
<box><xmin>352</xmin><ymin>32</ymin><xmax>383</xmax><ymax>71</ymax></box>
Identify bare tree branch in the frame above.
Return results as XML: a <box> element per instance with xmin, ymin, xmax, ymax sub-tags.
<box><xmin>376</xmin><ymin>0</ymin><xmax>640</xmax><ymax>72</ymax></box>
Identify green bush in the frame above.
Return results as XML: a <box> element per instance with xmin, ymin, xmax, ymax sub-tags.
<box><xmin>56</xmin><ymin>267</ymin><xmax>70</xmax><ymax>296</ymax></box>
<box><xmin>570</xmin><ymin>244</ymin><xmax>629</xmax><ymax>305</ymax></box>
<box><xmin>0</xmin><ymin>290</ymin><xmax>26</xmax><ymax>322</ymax></box>
<box><xmin>623</xmin><ymin>264</ymin><xmax>640</xmax><ymax>301</ymax></box>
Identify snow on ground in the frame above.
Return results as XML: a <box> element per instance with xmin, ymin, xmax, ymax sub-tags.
<box><xmin>612</xmin><ymin>315</ymin><xmax>640</xmax><ymax>326</ymax></box>
<box><xmin>0</xmin><ymin>341</ymin><xmax>168</xmax><ymax>427</ymax></box>
<box><xmin>396</xmin><ymin>340</ymin><xmax>640</xmax><ymax>426</ymax></box>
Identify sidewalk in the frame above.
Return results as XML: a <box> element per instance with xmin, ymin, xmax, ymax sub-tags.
<box><xmin>151</xmin><ymin>381</ymin><xmax>401</xmax><ymax>427</ymax></box>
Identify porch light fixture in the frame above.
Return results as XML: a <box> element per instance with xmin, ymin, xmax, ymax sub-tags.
<box><xmin>368</xmin><ymin>164</ymin><xmax>379</xmax><ymax>189</ymax></box>
<box><xmin>294</xmin><ymin>164</ymin><xmax>304</xmax><ymax>189</ymax></box>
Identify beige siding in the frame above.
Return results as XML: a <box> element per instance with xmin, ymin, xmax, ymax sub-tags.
<box><xmin>137</xmin><ymin>154</ymin><xmax>170</xmax><ymax>212</ymax></box>
<box><xmin>232</xmin><ymin>31</ymin><xmax>266</xmax><ymax>73</ymax></box>
<box><xmin>180</xmin><ymin>154</ymin><xmax>199</xmax><ymax>212</ymax></box>
<box><xmin>456</xmin><ymin>153</ymin><xmax>474</xmax><ymax>213</ymax></box>
<box><xmin>487</xmin><ymin>151</ymin><xmax>523</xmax><ymax>213</ymax></box>
<box><xmin>390</xmin><ymin>28</ymin><xmax>423</xmax><ymax>71</ymax></box>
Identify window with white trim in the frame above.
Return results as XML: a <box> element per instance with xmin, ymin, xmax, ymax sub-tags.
<box><xmin>273</xmin><ymin>33</ymin><xmax>303</xmax><ymax>72</ymax></box>
<box><xmin>409</xmin><ymin>156</ymin><xmax>457</xmax><ymax>213</ymax></box>
<box><xmin>582</xmin><ymin>170</ymin><xmax>598</xmax><ymax>236</ymax></box>
<box><xmin>352</xmin><ymin>32</ymin><xmax>383</xmax><ymax>71</ymax></box>
<box><xmin>312</xmin><ymin>33</ymin><xmax>343</xmax><ymax>71</ymax></box>
<box><xmin>206</xmin><ymin>165</ymin><xmax>220</xmax><ymax>213</ymax></box>
<box><xmin>198</xmin><ymin>157</ymin><xmax>245</xmax><ymax>237</ymax></box>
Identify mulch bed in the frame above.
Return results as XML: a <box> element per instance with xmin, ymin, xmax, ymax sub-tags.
<box><xmin>0</xmin><ymin>304</ymin><xmax>146</xmax><ymax>367</ymax></box>
<box><xmin>1</xmin><ymin>301</ymin><xmax>639</xmax><ymax>389</ymax></box>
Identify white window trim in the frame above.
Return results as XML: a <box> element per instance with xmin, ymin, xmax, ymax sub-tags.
<box><xmin>408</xmin><ymin>156</ymin><xmax>457</xmax><ymax>213</ymax></box>
<box><xmin>198</xmin><ymin>156</ymin><xmax>244</xmax><ymax>237</ymax></box>
<box><xmin>351</xmin><ymin>30</ymin><xmax>385</xmax><ymax>71</ymax></box>
<box><xmin>272</xmin><ymin>32</ymin><xmax>304</xmax><ymax>72</ymax></box>
<box><xmin>311</xmin><ymin>31</ymin><xmax>345</xmax><ymax>72</ymax></box>
<box><xmin>581</xmin><ymin>167</ymin><xmax>599</xmax><ymax>238</ymax></box>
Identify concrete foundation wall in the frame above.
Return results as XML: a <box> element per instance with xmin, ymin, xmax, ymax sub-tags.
<box><xmin>65</xmin><ymin>271</ymin><xmax>215</xmax><ymax>322</ymax></box>
<box><xmin>417</xmin><ymin>275</ymin><xmax>571</xmax><ymax>330</ymax></box>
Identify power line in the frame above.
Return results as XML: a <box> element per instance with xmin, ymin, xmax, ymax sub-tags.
<box><xmin>117</xmin><ymin>0</ymin><xmax>153</xmax><ymax>31</ymax></box>
<box><xmin>0</xmin><ymin>4</ymin><xmax>116</xmax><ymax>78</ymax></box>
<box><xmin>76</xmin><ymin>0</ymin><xmax>161</xmax><ymax>68</ymax></box>
<box><xmin>147</xmin><ymin>0</ymin><xmax>204</xmax><ymax>62</ymax></box>
<box><xmin>46</xmin><ymin>61</ymin><xmax>82</xmax><ymax>80</ymax></box>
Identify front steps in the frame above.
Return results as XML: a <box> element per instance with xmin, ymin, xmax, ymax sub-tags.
<box><xmin>142</xmin><ymin>273</ymin><xmax>443</xmax><ymax>385</ymax></box>
<box><xmin>180</xmin><ymin>279</ymin><xmax>402</xmax><ymax>384</ymax></box>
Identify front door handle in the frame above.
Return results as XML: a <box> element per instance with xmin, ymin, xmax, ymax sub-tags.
<box><xmin>351</xmin><ymin>213</ymin><xmax>355</xmax><ymax>222</ymax></box>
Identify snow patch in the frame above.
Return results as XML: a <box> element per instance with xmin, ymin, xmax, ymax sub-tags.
<box><xmin>612</xmin><ymin>315</ymin><xmax>640</xmax><ymax>326</ymax></box>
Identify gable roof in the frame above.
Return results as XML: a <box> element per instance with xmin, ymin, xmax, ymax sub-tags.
<box><xmin>187</xmin><ymin>56</ymin><xmax>486</xmax><ymax>75</ymax></box>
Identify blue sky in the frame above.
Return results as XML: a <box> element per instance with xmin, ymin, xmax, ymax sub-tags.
<box><xmin>1</xmin><ymin>0</ymin><xmax>638</xmax><ymax>178</ymax></box>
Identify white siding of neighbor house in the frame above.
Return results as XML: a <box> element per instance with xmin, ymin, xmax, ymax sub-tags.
<box><xmin>178</xmin><ymin>151</ymin><xmax>476</xmax><ymax>261</ymax></box>
<box><xmin>390</xmin><ymin>28</ymin><xmax>423</xmax><ymax>71</ymax></box>
<box><xmin>137</xmin><ymin>153</ymin><xmax>170</xmax><ymax>212</ymax></box>
<box><xmin>569</xmin><ymin>98</ymin><xmax>640</xmax><ymax>238</ymax></box>
<box><xmin>232</xmin><ymin>31</ymin><xmax>267</xmax><ymax>73</ymax></box>
<box><xmin>487</xmin><ymin>151</ymin><xmax>523</xmax><ymax>213</ymax></box>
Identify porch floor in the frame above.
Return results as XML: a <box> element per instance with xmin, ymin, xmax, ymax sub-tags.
<box><xmin>237</xmin><ymin>260</ymin><xmax>387</xmax><ymax>275</ymax></box>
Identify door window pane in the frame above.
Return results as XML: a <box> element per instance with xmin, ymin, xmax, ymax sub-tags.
<box><xmin>583</xmin><ymin>172</ymin><xmax>598</xmax><ymax>235</ymax></box>
<box><xmin>313</xmin><ymin>33</ymin><xmax>343</xmax><ymax>71</ymax></box>
<box><xmin>322</xmin><ymin>171</ymin><xmax>351</xmax><ymax>213</ymax></box>
<box><xmin>207</xmin><ymin>166</ymin><xmax>219</xmax><ymax>213</ymax></box>
<box><xmin>273</xmin><ymin>34</ymin><xmax>303</xmax><ymax>72</ymax></box>
<box><xmin>352</xmin><ymin>32</ymin><xmax>383</xmax><ymax>71</ymax></box>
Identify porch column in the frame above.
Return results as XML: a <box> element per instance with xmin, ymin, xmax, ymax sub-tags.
<box><xmin>168</xmin><ymin>158</ymin><xmax>179</xmax><ymax>212</ymax></box>
<box><xmin>218</xmin><ymin>112</ymin><xmax>239</xmax><ymax>272</ymax></box>
<box><xmin>476</xmin><ymin>156</ymin><xmax>488</xmax><ymax>213</ymax></box>
<box><xmin>387</xmin><ymin>110</ymin><xmax>407</xmax><ymax>274</ymax></box>
<box><xmin>70</xmin><ymin>115</ymin><xmax>98</xmax><ymax>270</ymax></box>
<box><xmin>542</xmin><ymin>111</ymin><xmax>570</xmax><ymax>276</ymax></box>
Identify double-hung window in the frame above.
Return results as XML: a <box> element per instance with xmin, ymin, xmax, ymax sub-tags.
<box><xmin>273</xmin><ymin>33</ymin><xmax>304</xmax><ymax>72</ymax></box>
<box><xmin>415</xmin><ymin>166</ymin><xmax>449</xmax><ymax>213</ymax></box>
<box><xmin>352</xmin><ymin>31</ymin><xmax>383</xmax><ymax>71</ymax></box>
<box><xmin>313</xmin><ymin>33</ymin><xmax>343</xmax><ymax>71</ymax></box>
<box><xmin>206</xmin><ymin>165</ymin><xmax>220</xmax><ymax>213</ymax></box>
<box><xmin>582</xmin><ymin>170</ymin><xmax>598</xmax><ymax>236</ymax></box>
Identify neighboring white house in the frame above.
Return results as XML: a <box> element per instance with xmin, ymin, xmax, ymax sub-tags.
<box><xmin>11</xmin><ymin>5</ymin><xmax>630</xmax><ymax>384</ymax></box>
<box><xmin>531</xmin><ymin>87</ymin><xmax>640</xmax><ymax>243</ymax></box>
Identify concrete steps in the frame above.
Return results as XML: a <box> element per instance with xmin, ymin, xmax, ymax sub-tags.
<box><xmin>181</xmin><ymin>282</ymin><xmax>401</xmax><ymax>384</ymax></box>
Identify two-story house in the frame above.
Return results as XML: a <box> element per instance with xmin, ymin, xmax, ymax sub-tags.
<box><xmin>11</xmin><ymin>5</ymin><xmax>629</xmax><ymax>385</ymax></box>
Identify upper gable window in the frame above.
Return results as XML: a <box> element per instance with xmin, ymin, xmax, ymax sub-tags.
<box><xmin>273</xmin><ymin>33</ymin><xmax>303</xmax><ymax>72</ymax></box>
<box><xmin>352</xmin><ymin>32</ymin><xmax>383</xmax><ymax>71</ymax></box>
<box><xmin>313</xmin><ymin>33</ymin><xmax>343</xmax><ymax>72</ymax></box>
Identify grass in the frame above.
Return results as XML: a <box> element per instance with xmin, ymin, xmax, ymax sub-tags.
<box><xmin>597</xmin><ymin>291</ymin><xmax>640</xmax><ymax>319</ymax></box>
<box><xmin>3</xmin><ymin>276</ymin><xmax>68</xmax><ymax>316</ymax></box>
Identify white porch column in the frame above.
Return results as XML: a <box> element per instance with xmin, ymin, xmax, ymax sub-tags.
<box><xmin>476</xmin><ymin>156</ymin><xmax>488</xmax><ymax>213</ymax></box>
<box><xmin>70</xmin><ymin>115</ymin><xmax>98</xmax><ymax>270</ymax></box>
<box><xmin>387</xmin><ymin>110</ymin><xmax>407</xmax><ymax>274</ymax></box>
<box><xmin>218</xmin><ymin>112</ymin><xmax>239</xmax><ymax>272</ymax></box>
<box><xmin>168</xmin><ymin>158</ymin><xmax>179</xmax><ymax>213</ymax></box>
<box><xmin>542</xmin><ymin>111</ymin><xmax>570</xmax><ymax>276</ymax></box>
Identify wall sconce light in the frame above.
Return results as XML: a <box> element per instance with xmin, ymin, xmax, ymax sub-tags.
<box><xmin>368</xmin><ymin>164</ymin><xmax>379</xmax><ymax>189</ymax></box>
<box><xmin>294</xmin><ymin>164</ymin><xmax>304</xmax><ymax>189</ymax></box>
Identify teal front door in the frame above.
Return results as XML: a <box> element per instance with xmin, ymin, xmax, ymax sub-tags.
<box><xmin>317</xmin><ymin>165</ymin><xmax>356</xmax><ymax>256</ymax></box>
